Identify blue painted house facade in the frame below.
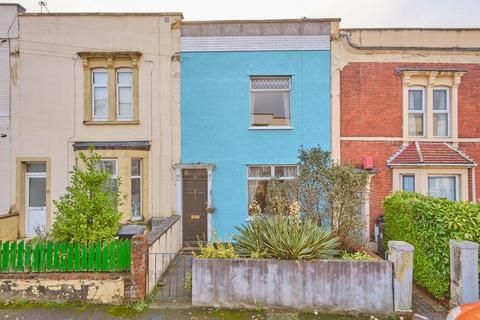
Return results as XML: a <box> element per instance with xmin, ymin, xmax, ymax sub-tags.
<box><xmin>177</xmin><ymin>19</ymin><xmax>338</xmax><ymax>242</ymax></box>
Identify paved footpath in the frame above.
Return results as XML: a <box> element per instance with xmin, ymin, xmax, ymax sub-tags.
<box><xmin>0</xmin><ymin>305</ymin><xmax>404</xmax><ymax>320</ymax></box>
<box><xmin>412</xmin><ymin>285</ymin><xmax>449</xmax><ymax>320</ymax></box>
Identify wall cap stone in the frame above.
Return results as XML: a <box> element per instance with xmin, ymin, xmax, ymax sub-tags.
<box><xmin>388</xmin><ymin>241</ymin><xmax>414</xmax><ymax>252</ymax></box>
<box><xmin>449</xmin><ymin>239</ymin><xmax>479</xmax><ymax>249</ymax></box>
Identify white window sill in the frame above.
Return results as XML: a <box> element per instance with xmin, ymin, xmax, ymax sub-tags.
<box><xmin>249</xmin><ymin>126</ymin><xmax>294</xmax><ymax>130</ymax></box>
<box><xmin>131</xmin><ymin>216</ymin><xmax>143</xmax><ymax>222</ymax></box>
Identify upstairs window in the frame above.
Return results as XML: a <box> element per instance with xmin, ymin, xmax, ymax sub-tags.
<box><xmin>117</xmin><ymin>68</ymin><xmax>133</xmax><ymax>120</ymax></box>
<box><xmin>433</xmin><ymin>88</ymin><xmax>450</xmax><ymax>137</ymax></box>
<box><xmin>408</xmin><ymin>87</ymin><xmax>425</xmax><ymax>137</ymax></box>
<box><xmin>92</xmin><ymin>69</ymin><xmax>108</xmax><ymax>120</ymax></box>
<box><xmin>250</xmin><ymin>77</ymin><xmax>291</xmax><ymax>128</ymax></box>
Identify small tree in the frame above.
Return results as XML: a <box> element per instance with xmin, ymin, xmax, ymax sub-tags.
<box><xmin>52</xmin><ymin>147</ymin><xmax>123</xmax><ymax>242</ymax></box>
<box><xmin>297</xmin><ymin>147</ymin><xmax>369</xmax><ymax>240</ymax></box>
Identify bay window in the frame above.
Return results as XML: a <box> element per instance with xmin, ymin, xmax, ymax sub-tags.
<box><xmin>401</xmin><ymin>174</ymin><xmax>415</xmax><ymax>192</ymax></box>
<box><xmin>428</xmin><ymin>175</ymin><xmax>458</xmax><ymax>201</ymax></box>
<box><xmin>131</xmin><ymin>159</ymin><xmax>142</xmax><ymax>220</ymax></box>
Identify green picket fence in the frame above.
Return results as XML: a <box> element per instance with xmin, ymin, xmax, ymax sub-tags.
<box><xmin>0</xmin><ymin>239</ymin><xmax>131</xmax><ymax>273</ymax></box>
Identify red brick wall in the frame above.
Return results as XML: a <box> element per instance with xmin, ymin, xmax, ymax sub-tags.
<box><xmin>340</xmin><ymin>63</ymin><xmax>403</xmax><ymax>137</ymax></box>
<box><xmin>341</xmin><ymin>62</ymin><xmax>480</xmax><ymax>139</ymax></box>
<box><xmin>341</xmin><ymin>141</ymin><xmax>402</xmax><ymax>237</ymax></box>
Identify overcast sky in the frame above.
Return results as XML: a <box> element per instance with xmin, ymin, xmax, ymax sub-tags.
<box><xmin>3</xmin><ymin>0</ymin><xmax>480</xmax><ymax>28</ymax></box>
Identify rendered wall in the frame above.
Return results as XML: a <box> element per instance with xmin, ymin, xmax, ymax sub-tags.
<box><xmin>10</xmin><ymin>14</ymin><xmax>181</xmax><ymax>236</ymax></box>
<box><xmin>193</xmin><ymin>258</ymin><xmax>394</xmax><ymax>314</ymax></box>
<box><xmin>181</xmin><ymin>50</ymin><xmax>331</xmax><ymax>238</ymax></box>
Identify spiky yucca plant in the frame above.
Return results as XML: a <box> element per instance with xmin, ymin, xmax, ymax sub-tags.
<box><xmin>232</xmin><ymin>215</ymin><xmax>339</xmax><ymax>260</ymax></box>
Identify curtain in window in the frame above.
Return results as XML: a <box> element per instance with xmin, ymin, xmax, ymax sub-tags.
<box><xmin>428</xmin><ymin>176</ymin><xmax>456</xmax><ymax>201</ymax></box>
<box><xmin>401</xmin><ymin>175</ymin><xmax>415</xmax><ymax>192</ymax></box>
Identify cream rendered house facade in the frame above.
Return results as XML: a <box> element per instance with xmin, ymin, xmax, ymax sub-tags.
<box><xmin>6</xmin><ymin>11</ymin><xmax>181</xmax><ymax>238</ymax></box>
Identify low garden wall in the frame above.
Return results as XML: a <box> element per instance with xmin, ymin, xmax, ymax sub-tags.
<box><xmin>0</xmin><ymin>273</ymin><xmax>125</xmax><ymax>304</ymax></box>
<box><xmin>193</xmin><ymin>258</ymin><xmax>394</xmax><ymax>314</ymax></box>
<box><xmin>0</xmin><ymin>233</ymin><xmax>148</xmax><ymax>304</ymax></box>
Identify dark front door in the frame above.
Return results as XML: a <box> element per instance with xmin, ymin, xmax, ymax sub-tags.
<box><xmin>182</xmin><ymin>169</ymin><xmax>208</xmax><ymax>245</ymax></box>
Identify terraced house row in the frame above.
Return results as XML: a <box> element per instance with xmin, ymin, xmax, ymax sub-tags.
<box><xmin>2</xmin><ymin>3</ymin><xmax>480</xmax><ymax>248</ymax></box>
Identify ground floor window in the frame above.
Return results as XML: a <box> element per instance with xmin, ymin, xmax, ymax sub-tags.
<box><xmin>247</xmin><ymin>165</ymin><xmax>297</xmax><ymax>215</ymax></box>
<box><xmin>131</xmin><ymin>159</ymin><xmax>142</xmax><ymax>220</ymax></box>
<box><xmin>393</xmin><ymin>169</ymin><xmax>466</xmax><ymax>201</ymax></box>
<box><xmin>428</xmin><ymin>175</ymin><xmax>458</xmax><ymax>201</ymax></box>
<box><xmin>401</xmin><ymin>174</ymin><xmax>415</xmax><ymax>192</ymax></box>
<box><xmin>96</xmin><ymin>159</ymin><xmax>118</xmax><ymax>193</ymax></box>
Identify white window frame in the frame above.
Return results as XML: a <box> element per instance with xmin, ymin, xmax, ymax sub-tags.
<box><xmin>246</xmin><ymin>164</ymin><xmax>298</xmax><ymax>216</ymax></box>
<box><xmin>91</xmin><ymin>68</ymin><xmax>109</xmax><ymax>121</ymax></box>
<box><xmin>427</xmin><ymin>175</ymin><xmax>459</xmax><ymax>201</ymax></box>
<box><xmin>97</xmin><ymin>159</ymin><xmax>117</xmax><ymax>178</ymax></box>
<box><xmin>249</xmin><ymin>76</ymin><xmax>292</xmax><ymax>129</ymax></box>
<box><xmin>400</xmin><ymin>174</ymin><xmax>415</xmax><ymax>192</ymax></box>
<box><xmin>408</xmin><ymin>86</ymin><xmax>426</xmax><ymax>137</ymax></box>
<box><xmin>432</xmin><ymin>86</ymin><xmax>450</xmax><ymax>137</ymax></box>
<box><xmin>131</xmin><ymin>158</ymin><xmax>142</xmax><ymax>221</ymax></box>
<box><xmin>116</xmin><ymin>68</ymin><xmax>133</xmax><ymax>121</ymax></box>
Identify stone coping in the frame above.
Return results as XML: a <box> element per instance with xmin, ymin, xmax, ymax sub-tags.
<box><xmin>147</xmin><ymin>216</ymin><xmax>180</xmax><ymax>245</ymax></box>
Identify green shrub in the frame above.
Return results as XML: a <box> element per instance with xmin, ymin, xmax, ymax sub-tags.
<box><xmin>196</xmin><ymin>241</ymin><xmax>239</xmax><ymax>259</ymax></box>
<box><xmin>52</xmin><ymin>147</ymin><xmax>122</xmax><ymax>242</ymax></box>
<box><xmin>384</xmin><ymin>191</ymin><xmax>480</xmax><ymax>299</ymax></box>
<box><xmin>340</xmin><ymin>251</ymin><xmax>374</xmax><ymax>261</ymax></box>
<box><xmin>232</xmin><ymin>215</ymin><xmax>339</xmax><ymax>260</ymax></box>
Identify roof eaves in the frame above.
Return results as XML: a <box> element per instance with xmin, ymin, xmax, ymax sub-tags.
<box><xmin>387</xmin><ymin>143</ymin><xmax>410</xmax><ymax>166</ymax></box>
<box><xmin>443</xmin><ymin>142</ymin><xmax>477</xmax><ymax>165</ymax></box>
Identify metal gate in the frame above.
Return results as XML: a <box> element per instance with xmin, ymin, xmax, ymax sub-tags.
<box><xmin>147</xmin><ymin>252</ymin><xmax>193</xmax><ymax>303</ymax></box>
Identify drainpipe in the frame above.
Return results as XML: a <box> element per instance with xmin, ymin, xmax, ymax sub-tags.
<box><xmin>472</xmin><ymin>167</ymin><xmax>476</xmax><ymax>204</ymax></box>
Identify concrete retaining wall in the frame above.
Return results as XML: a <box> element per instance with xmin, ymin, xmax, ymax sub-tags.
<box><xmin>192</xmin><ymin>258</ymin><xmax>394</xmax><ymax>314</ymax></box>
<box><xmin>0</xmin><ymin>273</ymin><xmax>125</xmax><ymax>304</ymax></box>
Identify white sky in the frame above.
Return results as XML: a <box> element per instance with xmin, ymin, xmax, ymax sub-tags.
<box><xmin>3</xmin><ymin>0</ymin><xmax>480</xmax><ymax>28</ymax></box>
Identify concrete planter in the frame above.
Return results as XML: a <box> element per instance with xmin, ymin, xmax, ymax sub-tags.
<box><xmin>192</xmin><ymin>258</ymin><xmax>394</xmax><ymax>314</ymax></box>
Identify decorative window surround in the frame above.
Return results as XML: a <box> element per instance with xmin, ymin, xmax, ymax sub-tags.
<box><xmin>399</xmin><ymin>69</ymin><xmax>465</xmax><ymax>142</ymax></box>
<box><xmin>79</xmin><ymin>52</ymin><xmax>141</xmax><ymax>124</ymax></box>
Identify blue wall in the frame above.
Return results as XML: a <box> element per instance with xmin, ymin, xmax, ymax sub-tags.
<box><xmin>181</xmin><ymin>50</ymin><xmax>331</xmax><ymax>239</ymax></box>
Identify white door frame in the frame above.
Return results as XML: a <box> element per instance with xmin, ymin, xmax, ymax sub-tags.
<box><xmin>174</xmin><ymin>163</ymin><xmax>215</xmax><ymax>242</ymax></box>
<box><xmin>25</xmin><ymin>171</ymin><xmax>47</xmax><ymax>237</ymax></box>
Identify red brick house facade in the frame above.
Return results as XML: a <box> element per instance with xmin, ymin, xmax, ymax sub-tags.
<box><xmin>335</xmin><ymin>30</ymin><xmax>480</xmax><ymax>242</ymax></box>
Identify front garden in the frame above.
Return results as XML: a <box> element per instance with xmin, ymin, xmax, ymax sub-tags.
<box><xmin>190</xmin><ymin>148</ymin><xmax>407</xmax><ymax>315</ymax></box>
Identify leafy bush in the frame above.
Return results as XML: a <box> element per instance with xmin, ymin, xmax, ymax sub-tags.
<box><xmin>232</xmin><ymin>215</ymin><xmax>339</xmax><ymax>260</ymax></box>
<box><xmin>384</xmin><ymin>191</ymin><xmax>480</xmax><ymax>299</ymax></box>
<box><xmin>52</xmin><ymin>148</ymin><xmax>122</xmax><ymax>242</ymax></box>
<box><xmin>196</xmin><ymin>241</ymin><xmax>239</xmax><ymax>259</ymax></box>
<box><xmin>340</xmin><ymin>251</ymin><xmax>374</xmax><ymax>261</ymax></box>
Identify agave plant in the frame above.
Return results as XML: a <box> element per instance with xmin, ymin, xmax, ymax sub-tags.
<box><xmin>232</xmin><ymin>215</ymin><xmax>339</xmax><ymax>260</ymax></box>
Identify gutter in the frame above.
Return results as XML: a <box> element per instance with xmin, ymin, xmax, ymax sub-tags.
<box><xmin>339</xmin><ymin>31</ymin><xmax>480</xmax><ymax>52</ymax></box>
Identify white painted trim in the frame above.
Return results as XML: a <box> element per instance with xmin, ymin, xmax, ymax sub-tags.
<box><xmin>248</xmin><ymin>126</ymin><xmax>294</xmax><ymax>130</ymax></box>
<box><xmin>340</xmin><ymin>136</ymin><xmax>480</xmax><ymax>143</ymax></box>
<box><xmin>472</xmin><ymin>167</ymin><xmax>477</xmax><ymax>204</ymax></box>
<box><xmin>174</xmin><ymin>164</ymin><xmax>214</xmax><ymax>243</ymax></box>
<box><xmin>181</xmin><ymin>35</ymin><xmax>331</xmax><ymax>52</ymax></box>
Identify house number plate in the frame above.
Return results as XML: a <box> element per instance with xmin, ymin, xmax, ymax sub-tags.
<box><xmin>191</xmin><ymin>215</ymin><xmax>200</xmax><ymax>220</ymax></box>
